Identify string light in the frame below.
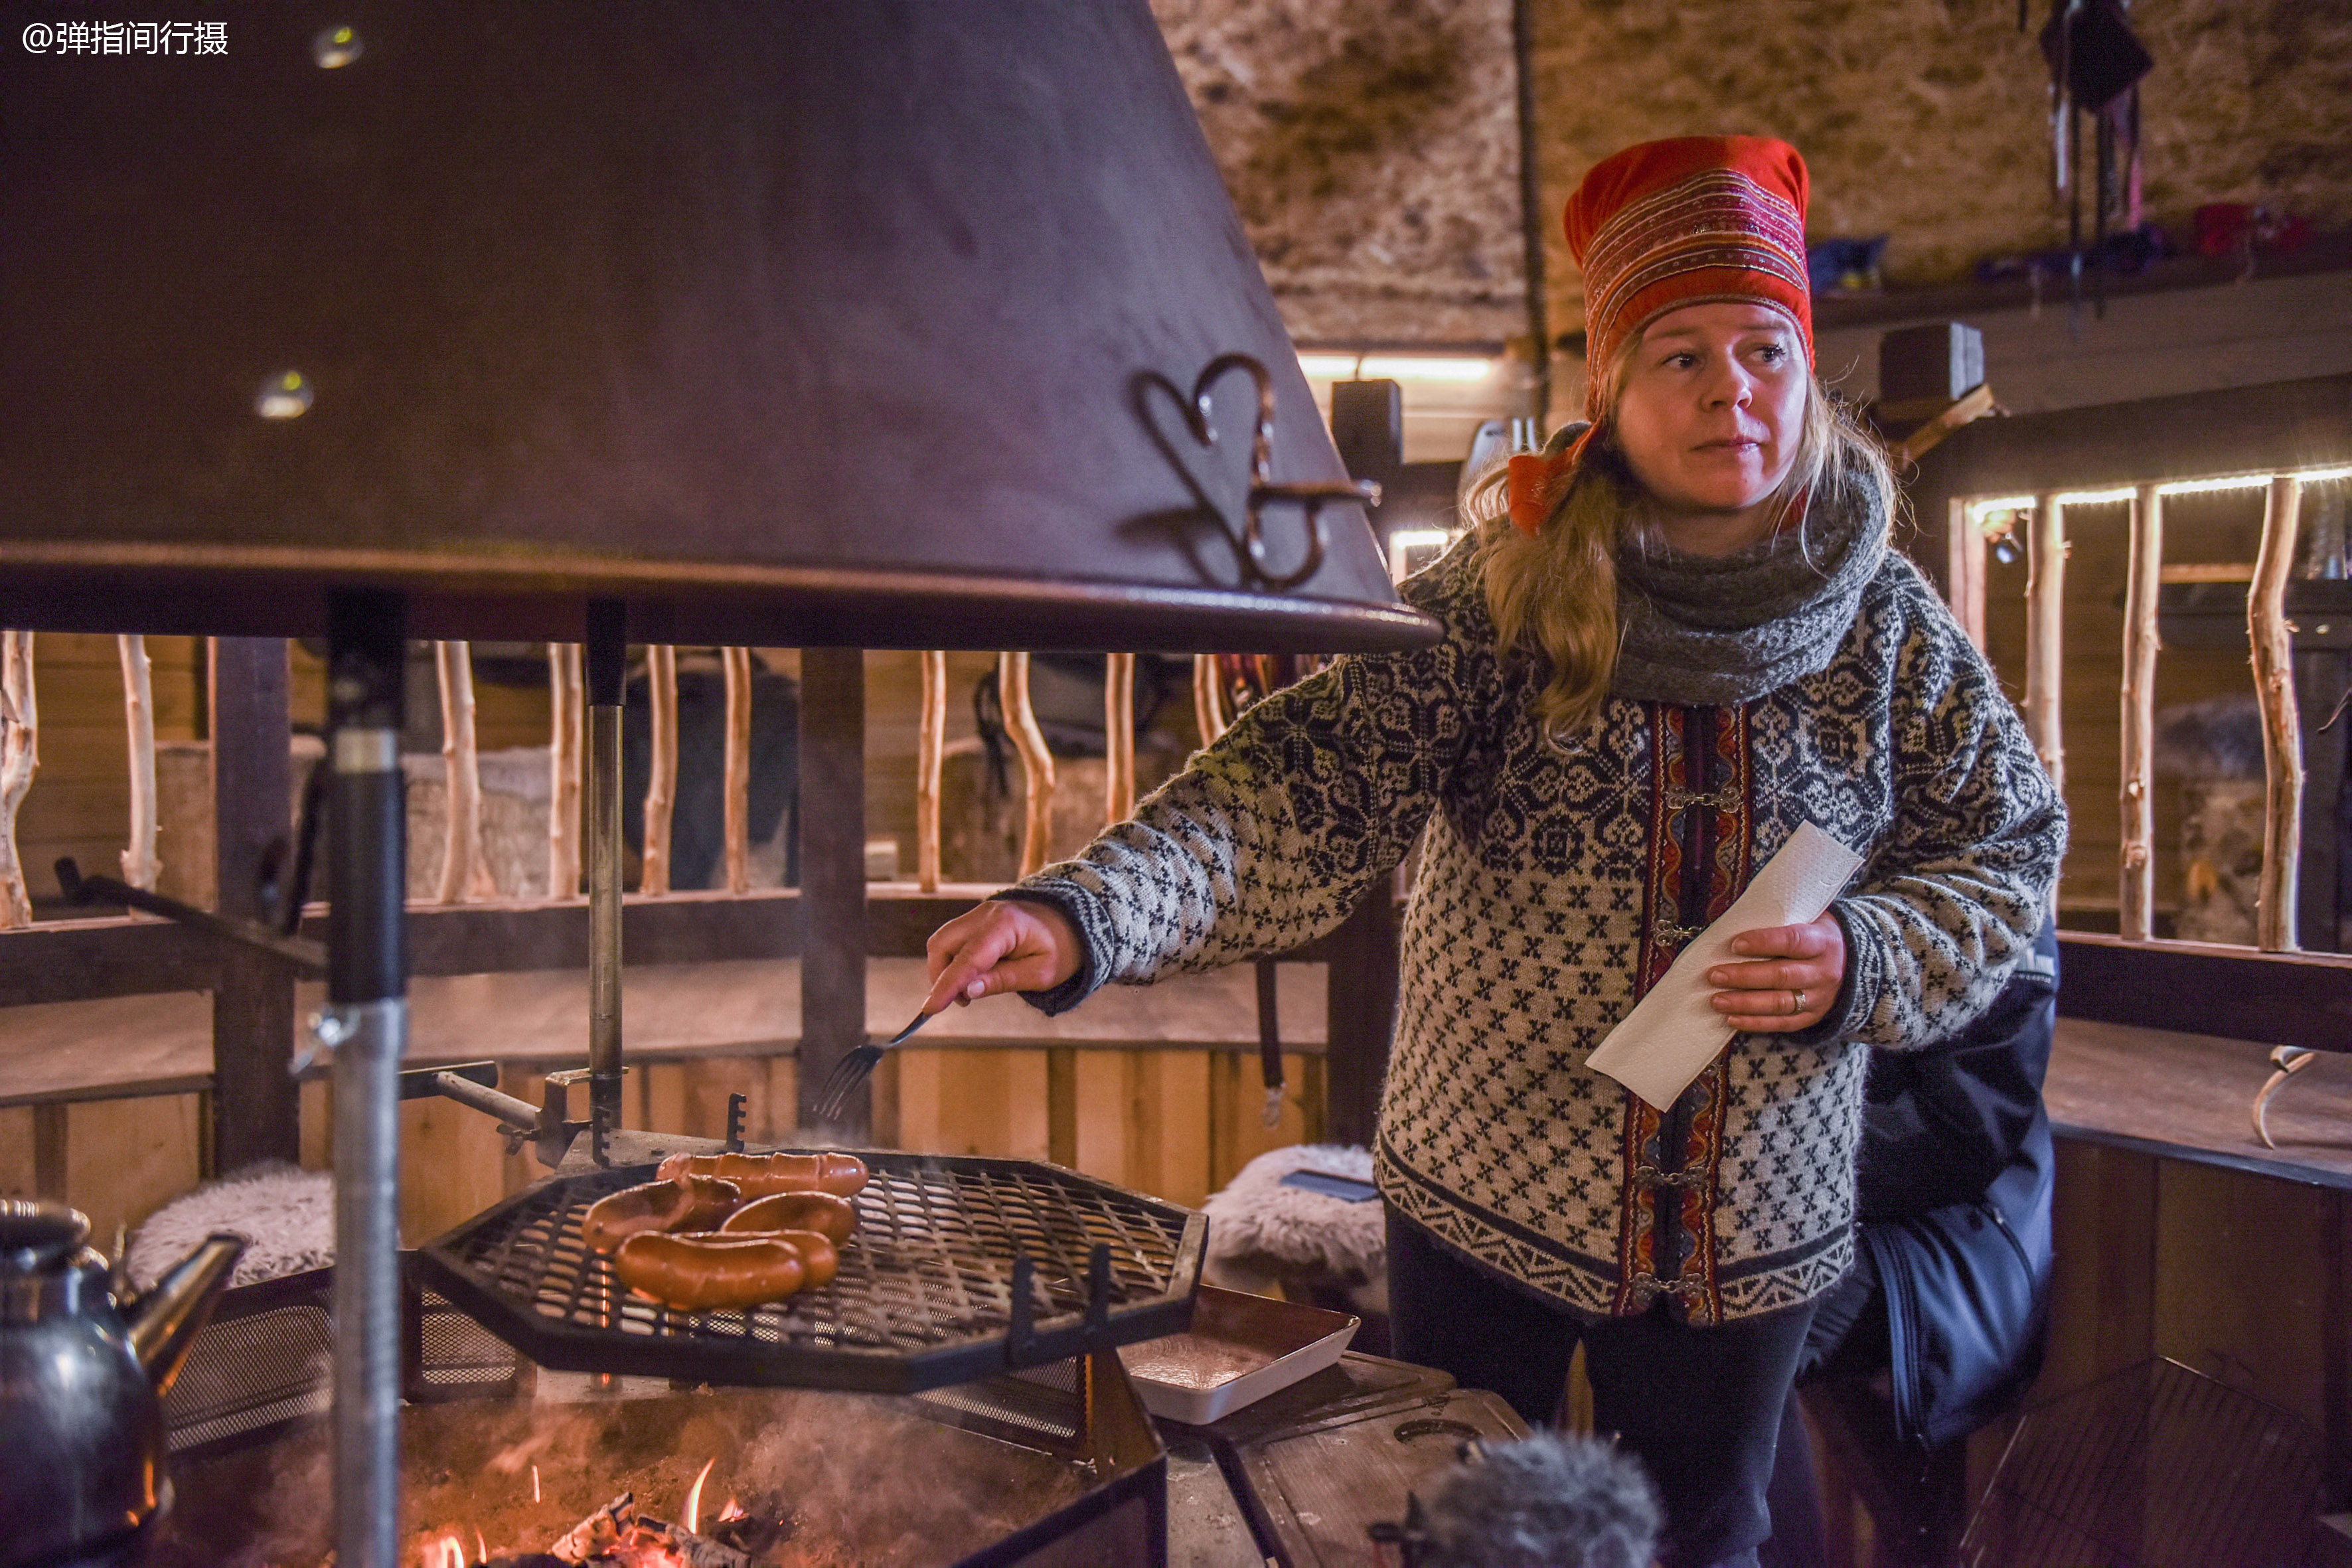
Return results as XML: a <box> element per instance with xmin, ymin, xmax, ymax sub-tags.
<box><xmin>1965</xmin><ymin>465</ymin><xmax>2352</xmax><ymax>530</ymax></box>
<box><xmin>1296</xmin><ymin>351</ymin><xmax>1497</xmax><ymax>383</ymax></box>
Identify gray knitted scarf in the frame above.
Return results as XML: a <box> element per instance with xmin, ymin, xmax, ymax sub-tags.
<box><xmin>1608</xmin><ymin>456</ymin><xmax>1889</xmax><ymax>708</ymax></box>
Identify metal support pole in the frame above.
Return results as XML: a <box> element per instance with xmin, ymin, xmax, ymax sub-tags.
<box><xmin>799</xmin><ymin>647</ymin><xmax>866</xmax><ymax>1134</ymax></box>
<box><xmin>323</xmin><ymin>587</ymin><xmax>406</xmax><ymax>1568</ymax></box>
<box><xmin>584</xmin><ymin>600</ymin><xmax>627</xmax><ymax>1137</ymax></box>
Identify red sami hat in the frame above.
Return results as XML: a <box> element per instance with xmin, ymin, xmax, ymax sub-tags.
<box><xmin>1563</xmin><ymin>135</ymin><xmax>1813</xmax><ymax>423</ymax></box>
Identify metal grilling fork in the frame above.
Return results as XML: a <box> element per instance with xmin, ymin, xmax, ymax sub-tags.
<box><xmin>812</xmin><ymin>1007</ymin><xmax>935</xmax><ymax>1122</ymax></box>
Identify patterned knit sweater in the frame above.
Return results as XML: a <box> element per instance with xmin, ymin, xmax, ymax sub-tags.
<box><xmin>1016</xmin><ymin>534</ymin><xmax>2066</xmax><ymax>1325</ymax></box>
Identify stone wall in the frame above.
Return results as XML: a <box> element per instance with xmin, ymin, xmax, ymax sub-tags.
<box><xmin>1154</xmin><ymin>0</ymin><xmax>2352</xmax><ymax>345</ymax></box>
<box><xmin>1152</xmin><ymin>0</ymin><xmax>1527</xmax><ymax>344</ymax></box>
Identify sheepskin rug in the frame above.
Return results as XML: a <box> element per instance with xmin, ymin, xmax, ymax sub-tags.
<box><xmin>127</xmin><ymin>1161</ymin><xmax>335</xmax><ymax>1291</ymax></box>
<box><xmin>1200</xmin><ymin>1143</ymin><xmax>1385</xmax><ymax>1311</ymax></box>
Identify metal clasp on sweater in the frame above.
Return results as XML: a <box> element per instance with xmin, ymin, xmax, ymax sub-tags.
<box><xmin>1665</xmin><ymin>784</ymin><xmax>1742</xmax><ymax>814</ymax></box>
<box><xmin>1630</xmin><ymin>1163</ymin><xmax>1705</xmax><ymax>1190</ymax></box>
<box><xmin>1627</xmin><ymin>1273</ymin><xmax>1706</xmax><ymax>1304</ymax></box>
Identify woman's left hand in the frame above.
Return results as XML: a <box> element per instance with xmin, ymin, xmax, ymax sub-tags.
<box><xmin>1706</xmin><ymin>914</ymin><xmax>1845</xmax><ymax>1032</ymax></box>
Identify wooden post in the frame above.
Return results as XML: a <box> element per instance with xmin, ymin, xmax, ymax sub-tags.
<box><xmin>1193</xmin><ymin>655</ymin><xmax>1228</xmax><ymax>749</ymax></box>
<box><xmin>2120</xmin><ymin>485</ymin><xmax>2163</xmax><ymax>942</ymax></box>
<box><xmin>722</xmin><ymin>647</ymin><xmax>754</xmax><ymax>894</ymax></box>
<box><xmin>547</xmin><ymin>643</ymin><xmax>584</xmax><ymax>900</ymax></box>
<box><xmin>1326</xmin><ymin>881</ymin><xmax>1402</xmax><ymax>1148</ymax></box>
<box><xmin>117</xmin><ymin>634</ymin><xmax>160</xmax><ymax>892</ymax></box>
<box><xmin>1105</xmin><ymin>652</ymin><xmax>1135</xmax><ymax>826</ymax></box>
<box><xmin>2252</xmin><ymin>475</ymin><xmax>2306</xmax><ymax>953</ymax></box>
<box><xmin>0</xmin><ymin>632</ymin><xmax>37</xmax><ymax>928</ymax></box>
<box><xmin>210</xmin><ymin>637</ymin><xmax>299</xmax><ymax>1172</ymax></box>
<box><xmin>434</xmin><ymin>641</ymin><xmax>495</xmax><ymax>903</ymax></box>
<box><xmin>2025</xmin><ymin>493</ymin><xmax>2067</xmax><ymax>798</ymax></box>
<box><xmin>1948</xmin><ymin>499</ymin><xmax>1989</xmax><ymax>652</ymax></box>
<box><xmin>641</xmin><ymin>645</ymin><xmax>678</xmax><ymax>896</ymax></box>
<box><xmin>1000</xmin><ymin>652</ymin><xmax>1056</xmax><ymax>877</ymax></box>
<box><xmin>798</xmin><ymin>648</ymin><xmax>866</xmax><ymax>1133</ymax></box>
<box><xmin>916</xmin><ymin>650</ymin><xmax>945</xmax><ymax>892</ymax></box>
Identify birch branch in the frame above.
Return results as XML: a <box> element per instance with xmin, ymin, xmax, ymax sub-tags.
<box><xmin>1104</xmin><ymin>652</ymin><xmax>1135</xmax><ymax>827</ymax></box>
<box><xmin>0</xmin><ymin>633</ymin><xmax>37</xmax><ymax>927</ymax></box>
<box><xmin>2024</xmin><ymin>493</ymin><xmax>2067</xmax><ymax>797</ymax></box>
<box><xmin>118</xmin><ymin>633</ymin><xmax>160</xmax><ymax>892</ymax></box>
<box><xmin>640</xmin><ymin>644</ymin><xmax>677</xmax><ymax>896</ymax></box>
<box><xmin>2118</xmin><ymin>485</ymin><xmax>2162</xmax><ymax>942</ymax></box>
<box><xmin>435</xmin><ymin>641</ymin><xmax>496</xmax><ymax>902</ymax></box>
<box><xmin>1000</xmin><ymin>652</ymin><xmax>1056</xmax><ymax>878</ymax></box>
<box><xmin>1192</xmin><ymin>654</ymin><xmax>1229</xmax><ymax>749</ymax></box>
<box><xmin>2251</xmin><ymin>475</ymin><xmax>2304</xmax><ymax>953</ymax></box>
<box><xmin>916</xmin><ymin>650</ymin><xmax>945</xmax><ymax>893</ymax></box>
<box><xmin>548</xmin><ymin>642</ymin><xmax>584</xmax><ymax>901</ymax></box>
<box><xmin>722</xmin><ymin>647</ymin><xmax>753</xmax><ymax>894</ymax></box>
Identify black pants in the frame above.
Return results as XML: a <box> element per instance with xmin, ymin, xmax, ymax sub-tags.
<box><xmin>1387</xmin><ymin>1212</ymin><xmax>1816</xmax><ymax>1568</ymax></box>
<box><xmin>1759</xmin><ymin>1255</ymin><xmax>1965</xmax><ymax>1568</ymax></box>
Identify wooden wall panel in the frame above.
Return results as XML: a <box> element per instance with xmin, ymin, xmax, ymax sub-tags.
<box><xmin>53</xmin><ymin>1092</ymin><xmax>205</xmax><ymax>1249</ymax></box>
<box><xmin>886</xmin><ymin>1047</ymin><xmax>1052</xmax><ymax>1163</ymax></box>
<box><xmin>1206</xmin><ymin>1050</ymin><xmax>1324</xmax><ymax>1196</ymax></box>
<box><xmin>2040</xmin><ymin>1140</ymin><xmax>2159</xmax><ymax>1399</ymax></box>
<box><xmin>2150</xmin><ymin>1160</ymin><xmax>2335</xmax><ymax>1436</ymax></box>
<box><xmin>396</xmin><ymin>1089</ymin><xmax>516</xmax><ymax>1245</ymax></box>
<box><xmin>0</xmin><ymin>1104</ymin><xmax>33</xmax><ymax>1196</ymax></box>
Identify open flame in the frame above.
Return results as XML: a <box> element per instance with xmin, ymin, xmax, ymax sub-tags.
<box><xmin>431</xmin><ymin>1535</ymin><xmax>466</xmax><ymax>1568</ymax></box>
<box><xmin>680</xmin><ymin>1456</ymin><xmax>716</xmax><ymax>1535</ymax></box>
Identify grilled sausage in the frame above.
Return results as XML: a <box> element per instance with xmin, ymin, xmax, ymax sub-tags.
<box><xmin>720</xmin><ymin>1189</ymin><xmax>858</xmax><ymax>1245</ymax></box>
<box><xmin>655</xmin><ymin>1150</ymin><xmax>868</xmax><ymax>1199</ymax></box>
<box><xmin>611</xmin><ymin>1231</ymin><xmax>807</xmax><ymax>1310</ymax></box>
<box><xmin>763</xmin><ymin>1227</ymin><xmax>838</xmax><ymax>1287</ymax></box>
<box><xmin>578</xmin><ymin>1175</ymin><xmax>742</xmax><ymax>1254</ymax></box>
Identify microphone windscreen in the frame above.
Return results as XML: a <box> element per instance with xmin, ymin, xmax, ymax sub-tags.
<box><xmin>1413</xmin><ymin>1431</ymin><xmax>1662</xmax><ymax>1568</ymax></box>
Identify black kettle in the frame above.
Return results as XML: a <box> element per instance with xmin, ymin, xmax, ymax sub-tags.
<box><xmin>0</xmin><ymin>1198</ymin><xmax>244</xmax><ymax>1568</ymax></box>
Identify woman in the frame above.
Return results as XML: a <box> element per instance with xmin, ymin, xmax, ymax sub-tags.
<box><xmin>922</xmin><ymin>135</ymin><xmax>2064</xmax><ymax>1568</ymax></box>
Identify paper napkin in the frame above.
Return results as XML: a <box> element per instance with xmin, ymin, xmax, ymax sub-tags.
<box><xmin>1583</xmin><ymin>822</ymin><xmax>1865</xmax><ymax>1110</ymax></box>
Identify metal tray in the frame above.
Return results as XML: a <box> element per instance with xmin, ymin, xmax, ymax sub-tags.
<box><xmin>415</xmin><ymin>1149</ymin><xmax>1206</xmax><ymax>1395</ymax></box>
<box><xmin>1117</xmin><ymin>1285</ymin><xmax>1358</xmax><ymax>1425</ymax></box>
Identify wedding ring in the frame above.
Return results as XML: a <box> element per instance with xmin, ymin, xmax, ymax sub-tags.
<box><xmin>1792</xmin><ymin>988</ymin><xmax>1807</xmax><ymax>1014</ymax></box>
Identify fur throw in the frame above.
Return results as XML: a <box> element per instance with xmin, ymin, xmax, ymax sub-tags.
<box><xmin>1201</xmin><ymin>1144</ymin><xmax>1384</xmax><ymax>1287</ymax></box>
<box><xmin>127</xmin><ymin>1161</ymin><xmax>335</xmax><ymax>1290</ymax></box>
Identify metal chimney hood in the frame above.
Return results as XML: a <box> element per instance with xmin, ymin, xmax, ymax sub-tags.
<box><xmin>0</xmin><ymin>0</ymin><xmax>1439</xmax><ymax>655</ymax></box>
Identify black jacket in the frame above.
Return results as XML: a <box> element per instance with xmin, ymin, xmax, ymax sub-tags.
<box><xmin>1855</xmin><ymin>918</ymin><xmax>2059</xmax><ymax>1449</ymax></box>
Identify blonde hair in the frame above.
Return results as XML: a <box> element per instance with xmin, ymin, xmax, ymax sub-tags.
<box><xmin>1469</xmin><ymin>329</ymin><xmax>1894</xmax><ymax>740</ymax></box>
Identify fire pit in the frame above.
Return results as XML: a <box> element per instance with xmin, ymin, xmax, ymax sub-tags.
<box><xmin>145</xmin><ymin>1381</ymin><xmax>1130</xmax><ymax>1567</ymax></box>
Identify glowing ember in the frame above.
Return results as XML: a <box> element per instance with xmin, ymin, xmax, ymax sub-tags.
<box><xmin>680</xmin><ymin>1458</ymin><xmax>716</xmax><ymax>1535</ymax></box>
<box><xmin>717</xmin><ymin>1497</ymin><xmax>744</xmax><ymax>1523</ymax></box>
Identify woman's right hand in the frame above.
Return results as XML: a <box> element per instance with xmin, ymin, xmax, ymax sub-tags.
<box><xmin>921</xmin><ymin>898</ymin><xmax>1083</xmax><ymax>1016</ymax></box>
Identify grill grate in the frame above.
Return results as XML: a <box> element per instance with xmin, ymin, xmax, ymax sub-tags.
<box><xmin>416</xmin><ymin>1150</ymin><xmax>1206</xmax><ymax>1394</ymax></box>
<box><xmin>1960</xmin><ymin>1356</ymin><xmax>2325</xmax><ymax>1567</ymax></box>
<box><xmin>161</xmin><ymin>1263</ymin><xmax>524</xmax><ymax>1456</ymax></box>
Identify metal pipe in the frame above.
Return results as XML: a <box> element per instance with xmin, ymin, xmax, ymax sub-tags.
<box><xmin>1509</xmin><ymin>0</ymin><xmax>1551</xmax><ymax>429</ymax></box>
<box><xmin>323</xmin><ymin>587</ymin><xmax>406</xmax><ymax>1568</ymax></box>
<box><xmin>584</xmin><ymin>601</ymin><xmax>626</xmax><ymax>1138</ymax></box>
<box><xmin>426</xmin><ymin>1069</ymin><xmax>542</xmax><ymax>1131</ymax></box>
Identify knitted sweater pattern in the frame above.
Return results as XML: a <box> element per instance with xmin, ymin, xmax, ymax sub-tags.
<box><xmin>1018</xmin><ymin>536</ymin><xmax>2065</xmax><ymax>1326</ymax></box>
